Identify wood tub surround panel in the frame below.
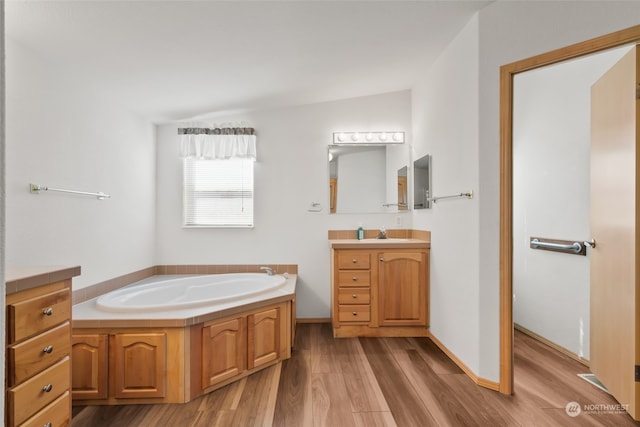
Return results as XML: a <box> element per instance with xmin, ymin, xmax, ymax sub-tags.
<box><xmin>330</xmin><ymin>237</ymin><xmax>430</xmax><ymax>338</ymax></box>
<box><xmin>72</xmin><ymin>300</ymin><xmax>293</xmax><ymax>405</ymax></box>
<box><xmin>5</xmin><ymin>269</ymin><xmax>80</xmax><ymax>427</ymax></box>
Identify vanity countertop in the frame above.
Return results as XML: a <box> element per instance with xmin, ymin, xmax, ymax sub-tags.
<box><xmin>329</xmin><ymin>238</ymin><xmax>430</xmax><ymax>249</ymax></box>
<box><xmin>6</xmin><ymin>265</ymin><xmax>81</xmax><ymax>295</ymax></box>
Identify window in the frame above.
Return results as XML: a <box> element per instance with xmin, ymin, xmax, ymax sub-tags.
<box><xmin>183</xmin><ymin>158</ymin><xmax>254</xmax><ymax>228</ymax></box>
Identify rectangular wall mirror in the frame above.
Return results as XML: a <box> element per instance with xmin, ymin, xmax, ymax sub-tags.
<box><xmin>328</xmin><ymin>143</ymin><xmax>410</xmax><ymax>214</ymax></box>
<box><xmin>413</xmin><ymin>154</ymin><xmax>432</xmax><ymax>209</ymax></box>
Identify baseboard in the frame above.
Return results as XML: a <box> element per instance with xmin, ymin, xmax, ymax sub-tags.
<box><xmin>296</xmin><ymin>317</ymin><xmax>331</xmax><ymax>324</ymax></box>
<box><xmin>428</xmin><ymin>331</ymin><xmax>500</xmax><ymax>392</ymax></box>
<box><xmin>514</xmin><ymin>323</ymin><xmax>589</xmax><ymax>367</ymax></box>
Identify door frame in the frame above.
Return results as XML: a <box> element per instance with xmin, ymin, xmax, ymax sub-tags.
<box><xmin>499</xmin><ymin>24</ymin><xmax>640</xmax><ymax>394</ymax></box>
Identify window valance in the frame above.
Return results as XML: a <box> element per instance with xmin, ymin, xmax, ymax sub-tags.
<box><xmin>178</xmin><ymin>126</ymin><xmax>256</xmax><ymax>160</ymax></box>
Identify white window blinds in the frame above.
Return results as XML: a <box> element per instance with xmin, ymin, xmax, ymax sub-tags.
<box><xmin>183</xmin><ymin>158</ymin><xmax>254</xmax><ymax>228</ymax></box>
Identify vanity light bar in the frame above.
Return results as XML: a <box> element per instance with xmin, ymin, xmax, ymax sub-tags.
<box><xmin>332</xmin><ymin>131</ymin><xmax>405</xmax><ymax>144</ymax></box>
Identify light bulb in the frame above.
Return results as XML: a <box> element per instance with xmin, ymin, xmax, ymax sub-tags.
<box><xmin>379</xmin><ymin>132</ymin><xmax>388</xmax><ymax>141</ymax></box>
<box><xmin>337</xmin><ymin>133</ymin><xmax>346</xmax><ymax>142</ymax></box>
<box><xmin>351</xmin><ymin>132</ymin><xmax>359</xmax><ymax>141</ymax></box>
<box><xmin>393</xmin><ymin>132</ymin><xmax>403</xmax><ymax>142</ymax></box>
<box><xmin>365</xmin><ymin>133</ymin><xmax>374</xmax><ymax>141</ymax></box>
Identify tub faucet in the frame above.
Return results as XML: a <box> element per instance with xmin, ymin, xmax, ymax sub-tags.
<box><xmin>260</xmin><ymin>266</ymin><xmax>274</xmax><ymax>276</ymax></box>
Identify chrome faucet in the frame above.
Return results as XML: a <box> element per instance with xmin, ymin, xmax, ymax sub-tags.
<box><xmin>260</xmin><ymin>266</ymin><xmax>274</xmax><ymax>276</ymax></box>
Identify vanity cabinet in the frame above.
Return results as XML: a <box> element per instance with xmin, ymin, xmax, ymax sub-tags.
<box><xmin>331</xmin><ymin>245</ymin><xmax>429</xmax><ymax>337</ymax></box>
<box><xmin>112</xmin><ymin>332</ymin><xmax>167</xmax><ymax>399</ymax></box>
<box><xmin>6</xmin><ymin>280</ymin><xmax>73</xmax><ymax>427</ymax></box>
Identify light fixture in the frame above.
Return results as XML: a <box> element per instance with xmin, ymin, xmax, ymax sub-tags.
<box><xmin>332</xmin><ymin>131</ymin><xmax>404</xmax><ymax>144</ymax></box>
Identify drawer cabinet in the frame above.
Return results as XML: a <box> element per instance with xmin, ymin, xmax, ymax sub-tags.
<box><xmin>331</xmin><ymin>247</ymin><xmax>429</xmax><ymax>337</ymax></box>
<box><xmin>6</xmin><ymin>280</ymin><xmax>72</xmax><ymax>427</ymax></box>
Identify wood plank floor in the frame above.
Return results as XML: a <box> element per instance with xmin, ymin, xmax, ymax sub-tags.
<box><xmin>72</xmin><ymin>324</ymin><xmax>640</xmax><ymax>426</ymax></box>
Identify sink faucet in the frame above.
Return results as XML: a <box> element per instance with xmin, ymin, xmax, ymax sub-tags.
<box><xmin>260</xmin><ymin>266</ymin><xmax>274</xmax><ymax>276</ymax></box>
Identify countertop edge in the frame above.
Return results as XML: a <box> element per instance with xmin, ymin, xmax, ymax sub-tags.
<box><xmin>6</xmin><ymin>265</ymin><xmax>82</xmax><ymax>295</ymax></box>
<box><xmin>329</xmin><ymin>239</ymin><xmax>430</xmax><ymax>249</ymax></box>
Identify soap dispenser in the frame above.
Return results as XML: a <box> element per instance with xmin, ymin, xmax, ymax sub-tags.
<box><xmin>357</xmin><ymin>224</ymin><xmax>364</xmax><ymax>240</ymax></box>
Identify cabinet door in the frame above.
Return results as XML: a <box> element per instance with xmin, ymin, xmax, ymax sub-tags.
<box><xmin>248</xmin><ymin>307</ymin><xmax>280</xmax><ymax>370</ymax></box>
<box><xmin>378</xmin><ymin>252</ymin><xmax>427</xmax><ymax>326</ymax></box>
<box><xmin>71</xmin><ymin>333</ymin><xmax>108</xmax><ymax>400</ymax></box>
<box><xmin>202</xmin><ymin>317</ymin><xmax>246</xmax><ymax>389</ymax></box>
<box><xmin>112</xmin><ymin>333</ymin><xmax>166</xmax><ymax>399</ymax></box>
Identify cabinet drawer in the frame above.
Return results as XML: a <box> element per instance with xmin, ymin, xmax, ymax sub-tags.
<box><xmin>338</xmin><ymin>288</ymin><xmax>370</xmax><ymax>305</ymax></box>
<box><xmin>8</xmin><ymin>288</ymin><xmax>70</xmax><ymax>343</ymax></box>
<box><xmin>8</xmin><ymin>357</ymin><xmax>70</xmax><ymax>426</ymax></box>
<box><xmin>337</xmin><ymin>252</ymin><xmax>371</xmax><ymax>269</ymax></box>
<box><xmin>19</xmin><ymin>390</ymin><xmax>70</xmax><ymax>427</ymax></box>
<box><xmin>338</xmin><ymin>305</ymin><xmax>370</xmax><ymax>323</ymax></box>
<box><xmin>8</xmin><ymin>322</ymin><xmax>71</xmax><ymax>386</ymax></box>
<box><xmin>337</xmin><ymin>271</ymin><xmax>370</xmax><ymax>287</ymax></box>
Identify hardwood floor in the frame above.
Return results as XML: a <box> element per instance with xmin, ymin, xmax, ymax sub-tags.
<box><xmin>72</xmin><ymin>324</ymin><xmax>639</xmax><ymax>426</ymax></box>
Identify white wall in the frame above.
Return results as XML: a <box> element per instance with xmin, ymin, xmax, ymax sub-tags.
<box><xmin>156</xmin><ymin>90</ymin><xmax>412</xmax><ymax>319</ymax></box>
<box><xmin>1</xmin><ymin>0</ymin><xmax>6</xmax><ymax>418</ymax></box>
<box><xmin>412</xmin><ymin>14</ymin><xmax>481</xmax><ymax>375</ymax></box>
<box><xmin>5</xmin><ymin>38</ymin><xmax>157</xmax><ymax>289</ymax></box>
<box><xmin>513</xmin><ymin>47</ymin><xmax>629</xmax><ymax>360</ymax></box>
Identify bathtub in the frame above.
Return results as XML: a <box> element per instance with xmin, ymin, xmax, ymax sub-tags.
<box><xmin>73</xmin><ymin>273</ymin><xmax>296</xmax><ymax>325</ymax></box>
<box><xmin>71</xmin><ymin>271</ymin><xmax>296</xmax><ymax>405</ymax></box>
<box><xmin>94</xmin><ymin>273</ymin><xmax>288</xmax><ymax>313</ymax></box>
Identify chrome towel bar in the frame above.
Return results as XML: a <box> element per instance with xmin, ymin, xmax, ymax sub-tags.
<box><xmin>30</xmin><ymin>183</ymin><xmax>111</xmax><ymax>200</ymax></box>
<box><xmin>428</xmin><ymin>191</ymin><xmax>473</xmax><ymax>203</ymax></box>
<box><xmin>531</xmin><ymin>238</ymin><xmax>582</xmax><ymax>253</ymax></box>
<box><xmin>529</xmin><ymin>237</ymin><xmax>590</xmax><ymax>256</ymax></box>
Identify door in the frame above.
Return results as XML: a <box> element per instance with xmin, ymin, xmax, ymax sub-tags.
<box><xmin>590</xmin><ymin>45</ymin><xmax>639</xmax><ymax>420</ymax></box>
<box><xmin>378</xmin><ymin>251</ymin><xmax>427</xmax><ymax>326</ymax></box>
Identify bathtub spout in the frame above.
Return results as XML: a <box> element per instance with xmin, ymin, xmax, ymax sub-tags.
<box><xmin>260</xmin><ymin>266</ymin><xmax>274</xmax><ymax>276</ymax></box>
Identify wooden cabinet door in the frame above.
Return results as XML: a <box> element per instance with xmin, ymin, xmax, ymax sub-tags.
<box><xmin>72</xmin><ymin>333</ymin><xmax>108</xmax><ymax>400</ymax></box>
<box><xmin>201</xmin><ymin>317</ymin><xmax>246</xmax><ymax>389</ymax></box>
<box><xmin>378</xmin><ymin>251</ymin><xmax>427</xmax><ymax>326</ymax></box>
<box><xmin>112</xmin><ymin>333</ymin><xmax>166</xmax><ymax>399</ymax></box>
<box><xmin>248</xmin><ymin>307</ymin><xmax>280</xmax><ymax>370</ymax></box>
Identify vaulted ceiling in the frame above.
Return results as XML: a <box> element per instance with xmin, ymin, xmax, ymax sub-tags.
<box><xmin>6</xmin><ymin>1</ymin><xmax>489</xmax><ymax>122</ymax></box>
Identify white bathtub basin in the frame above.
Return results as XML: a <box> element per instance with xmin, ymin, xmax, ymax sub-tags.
<box><xmin>95</xmin><ymin>273</ymin><xmax>287</xmax><ymax>313</ymax></box>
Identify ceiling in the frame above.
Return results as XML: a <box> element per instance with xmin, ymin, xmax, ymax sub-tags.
<box><xmin>5</xmin><ymin>1</ymin><xmax>490</xmax><ymax>123</ymax></box>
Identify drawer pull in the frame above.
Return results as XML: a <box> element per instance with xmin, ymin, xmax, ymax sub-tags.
<box><xmin>42</xmin><ymin>307</ymin><xmax>54</xmax><ymax>316</ymax></box>
<box><xmin>44</xmin><ymin>423</ymin><xmax>52</xmax><ymax>427</ymax></box>
<box><xmin>43</xmin><ymin>345</ymin><xmax>54</xmax><ymax>354</ymax></box>
<box><xmin>352</xmin><ymin>259</ymin><xmax>357</xmax><ymax>263</ymax></box>
<box><xmin>42</xmin><ymin>383</ymin><xmax>53</xmax><ymax>393</ymax></box>
<box><xmin>352</xmin><ymin>294</ymin><xmax>358</xmax><ymax>299</ymax></box>
<box><xmin>352</xmin><ymin>311</ymin><xmax>358</xmax><ymax>316</ymax></box>
<box><xmin>352</xmin><ymin>276</ymin><xmax>358</xmax><ymax>281</ymax></box>
<box><xmin>379</xmin><ymin>257</ymin><xmax>385</xmax><ymax>262</ymax></box>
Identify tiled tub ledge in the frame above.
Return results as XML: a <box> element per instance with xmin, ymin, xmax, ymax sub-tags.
<box><xmin>71</xmin><ymin>270</ymin><xmax>296</xmax><ymax>405</ymax></box>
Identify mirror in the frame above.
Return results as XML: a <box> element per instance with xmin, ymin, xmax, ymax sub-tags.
<box><xmin>413</xmin><ymin>154</ymin><xmax>432</xmax><ymax>209</ymax></box>
<box><xmin>328</xmin><ymin>144</ymin><xmax>410</xmax><ymax>214</ymax></box>
<box><xmin>397</xmin><ymin>166</ymin><xmax>408</xmax><ymax>211</ymax></box>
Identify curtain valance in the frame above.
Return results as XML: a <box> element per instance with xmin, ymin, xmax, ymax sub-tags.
<box><xmin>179</xmin><ymin>126</ymin><xmax>256</xmax><ymax>160</ymax></box>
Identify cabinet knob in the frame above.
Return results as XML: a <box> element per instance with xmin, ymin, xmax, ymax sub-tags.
<box><xmin>352</xmin><ymin>311</ymin><xmax>358</xmax><ymax>316</ymax></box>
<box><xmin>42</xmin><ymin>384</ymin><xmax>53</xmax><ymax>393</ymax></box>
<box><xmin>43</xmin><ymin>345</ymin><xmax>54</xmax><ymax>354</ymax></box>
<box><xmin>42</xmin><ymin>307</ymin><xmax>54</xmax><ymax>316</ymax></box>
<box><xmin>379</xmin><ymin>258</ymin><xmax>385</xmax><ymax>262</ymax></box>
<box><xmin>352</xmin><ymin>259</ymin><xmax>357</xmax><ymax>263</ymax></box>
<box><xmin>352</xmin><ymin>276</ymin><xmax>358</xmax><ymax>281</ymax></box>
<box><xmin>44</xmin><ymin>423</ymin><xmax>52</xmax><ymax>427</ymax></box>
<box><xmin>352</xmin><ymin>294</ymin><xmax>357</xmax><ymax>299</ymax></box>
